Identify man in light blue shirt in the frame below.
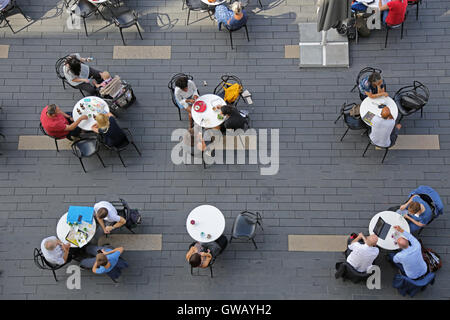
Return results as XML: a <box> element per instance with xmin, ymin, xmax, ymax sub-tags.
<box><xmin>389</xmin><ymin>226</ymin><xmax>428</xmax><ymax>279</ymax></box>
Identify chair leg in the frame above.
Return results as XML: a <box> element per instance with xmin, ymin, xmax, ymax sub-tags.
<box><xmin>96</xmin><ymin>152</ymin><xmax>106</xmax><ymax>168</ymax></box>
<box><xmin>178</xmin><ymin>107</ymin><xmax>182</xmax><ymax>121</ymax></box>
<box><xmin>79</xmin><ymin>88</ymin><xmax>86</xmax><ymax>97</ymax></box>
<box><xmin>362</xmin><ymin>141</ymin><xmax>371</xmax><ymax>157</ymax></box>
<box><xmin>117</xmin><ymin>151</ymin><xmax>126</xmax><ymax>167</ymax></box>
<box><xmin>62</xmin><ymin>80</ymin><xmax>66</xmax><ymax>90</ymax></box>
<box><xmin>258</xmin><ymin>0</ymin><xmax>263</xmax><ymax>8</ymax></box>
<box><xmin>79</xmin><ymin>158</ymin><xmax>87</xmax><ymax>173</ymax></box>
<box><xmin>401</xmin><ymin>23</ymin><xmax>404</xmax><ymax>39</ymax></box>
<box><xmin>131</xmin><ymin>142</ymin><xmax>142</xmax><ymax>156</ymax></box>
<box><xmin>210</xmin><ymin>265</ymin><xmax>213</xmax><ymax>278</ymax></box>
<box><xmin>416</xmin><ymin>3</ymin><xmax>419</xmax><ymax>20</ymax></box>
<box><xmin>244</xmin><ymin>25</ymin><xmax>250</xmax><ymax>42</ymax></box>
<box><xmin>16</xmin><ymin>6</ymin><xmax>30</xmax><ymax>22</ymax></box>
<box><xmin>229</xmin><ymin>30</ymin><xmax>234</xmax><ymax>50</ymax></box>
<box><xmin>340</xmin><ymin>127</ymin><xmax>350</xmax><ymax>142</ymax></box>
<box><xmin>83</xmin><ymin>16</ymin><xmax>88</xmax><ymax>37</ymax></box>
<box><xmin>4</xmin><ymin>17</ymin><xmax>15</xmax><ymax>33</ymax></box>
<box><xmin>385</xmin><ymin>28</ymin><xmax>389</xmax><ymax>48</ymax></box>
<box><xmin>54</xmin><ymin>139</ymin><xmax>60</xmax><ymax>152</ymax></box>
<box><xmin>190</xmin><ymin>266</ymin><xmax>193</xmax><ymax>275</ymax></box>
<box><xmin>381</xmin><ymin>148</ymin><xmax>389</xmax><ymax>164</ymax></box>
<box><xmin>420</xmin><ymin>107</ymin><xmax>423</xmax><ymax>118</ymax></box>
<box><xmin>350</xmin><ymin>84</ymin><xmax>357</xmax><ymax>92</ymax></box>
<box><xmin>136</xmin><ymin>23</ymin><xmax>143</xmax><ymax>40</ymax></box>
<box><xmin>52</xmin><ymin>270</ymin><xmax>58</xmax><ymax>282</ymax></box>
<box><xmin>251</xmin><ymin>238</ymin><xmax>258</xmax><ymax>250</ymax></box>
<box><xmin>187</xmin><ymin>9</ymin><xmax>190</xmax><ymax>25</ymax></box>
<box><xmin>119</xmin><ymin>28</ymin><xmax>126</xmax><ymax>46</ymax></box>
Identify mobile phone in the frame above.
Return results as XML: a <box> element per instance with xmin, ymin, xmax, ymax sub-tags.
<box><xmin>97</xmin><ymin>249</ymin><xmax>103</xmax><ymax>254</ymax></box>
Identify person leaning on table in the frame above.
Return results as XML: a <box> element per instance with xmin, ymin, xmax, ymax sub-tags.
<box><xmin>397</xmin><ymin>195</ymin><xmax>433</xmax><ymax>233</ymax></box>
<box><xmin>359</xmin><ymin>71</ymin><xmax>388</xmax><ymax>100</ymax></box>
<box><xmin>63</xmin><ymin>53</ymin><xmax>102</xmax><ymax>96</ymax></box>
<box><xmin>40</xmin><ymin>104</ymin><xmax>87</xmax><ymax>141</ymax></box>
<box><xmin>345</xmin><ymin>233</ymin><xmax>379</xmax><ymax>273</ymax></box>
<box><xmin>80</xmin><ymin>245</ymin><xmax>124</xmax><ymax>275</ymax></box>
<box><xmin>91</xmin><ymin>113</ymin><xmax>127</xmax><ymax>148</ymax></box>
<box><xmin>40</xmin><ymin>236</ymin><xmax>72</xmax><ymax>266</ymax></box>
<box><xmin>369</xmin><ymin>106</ymin><xmax>401</xmax><ymax>148</ymax></box>
<box><xmin>94</xmin><ymin>201</ymin><xmax>126</xmax><ymax>234</ymax></box>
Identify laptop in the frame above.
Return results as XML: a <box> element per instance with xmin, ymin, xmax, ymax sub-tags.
<box><xmin>373</xmin><ymin>217</ymin><xmax>392</xmax><ymax>240</ymax></box>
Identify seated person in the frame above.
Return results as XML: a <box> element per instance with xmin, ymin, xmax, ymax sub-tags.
<box><xmin>215</xmin><ymin>1</ymin><xmax>248</xmax><ymax>31</ymax></box>
<box><xmin>63</xmin><ymin>54</ymin><xmax>102</xmax><ymax>95</ymax></box>
<box><xmin>345</xmin><ymin>233</ymin><xmax>379</xmax><ymax>273</ymax></box>
<box><xmin>388</xmin><ymin>226</ymin><xmax>428</xmax><ymax>280</ymax></box>
<box><xmin>80</xmin><ymin>245</ymin><xmax>124</xmax><ymax>275</ymax></box>
<box><xmin>40</xmin><ymin>104</ymin><xmax>87</xmax><ymax>140</ymax></box>
<box><xmin>186</xmin><ymin>235</ymin><xmax>228</xmax><ymax>269</ymax></box>
<box><xmin>359</xmin><ymin>72</ymin><xmax>388</xmax><ymax>100</ymax></box>
<box><xmin>369</xmin><ymin>106</ymin><xmax>401</xmax><ymax>148</ymax></box>
<box><xmin>174</xmin><ymin>76</ymin><xmax>199</xmax><ymax>114</ymax></box>
<box><xmin>219</xmin><ymin>105</ymin><xmax>248</xmax><ymax>132</ymax></box>
<box><xmin>92</xmin><ymin>71</ymin><xmax>113</xmax><ymax>89</ymax></box>
<box><xmin>40</xmin><ymin>236</ymin><xmax>72</xmax><ymax>266</ymax></box>
<box><xmin>94</xmin><ymin>201</ymin><xmax>126</xmax><ymax>234</ymax></box>
<box><xmin>398</xmin><ymin>195</ymin><xmax>433</xmax><ymax>233</ymax></box>
<box><xmin>91</xmin><ymin>113</ymin><xmax>127</xmax><ymax>148</ymax></box>
<box><xmin>0</xmin><ymin>0</ymin><xmax>11</xmax><ymax>10</ymax></box>
<box><xmin>379</xmin><ymin>0</ymin><xmax>408</xmax><ymax>26</ymax></box>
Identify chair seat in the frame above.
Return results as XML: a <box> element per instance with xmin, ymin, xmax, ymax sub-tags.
<box><xmin>74</xmin><ymin>0</ymin><xmax>98</xmax><ymax>16</ymax></box>
<box><xmin>186</xmin><ymin>0</ymin><xmax>204</xmax><ymax>10</ymax></box>
<box><xmin>232</xmin><ymin>214</ymin><xmax>256</xmax><ymax>238</ymax></box>
<box><xmin>74</xmin><ymin>139</ymin><xmax>98</xmax><ymax>157</ymax></box>
<box><xmin>109</xmin><ymin>7</ymin><xmax>137</xmax><ymax>27</ymax></box>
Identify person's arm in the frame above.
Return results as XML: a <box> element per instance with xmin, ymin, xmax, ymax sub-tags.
<box><xmin>94</xmin><ymin>214</ymin><xmax>107</xmax><ymax>233</ymax></box>
<box><xmin>403</xmin><ymin>214</ymin><xmax>426</xmax><ymax>227</ymax></box>
<box><xmin>105</xmin><ymin>217</ymin><xmax>126</xmax><ymax>232</ymax></box>
<box><xmin>92</xmin><ymin>261</ymin><xmax>99</xmax><ymax>274</ymax></box>
<box><xmin>379</xmin><ymin>0</ymin><xmax>389</xmax><ymax>11</ymax></box>
<box><xmin>351</xmin><ymin>232</ymin><xmax>364</xmax><ymax>245</ymax></box>
<box><xmin>102</xmin><ymin>247</ymin><xmax>124</xmax><ymax>256</ymax></box>
<box><xmin>91</xmin><ymin>123</ymin><xmax>99</xmax><ymax>133</ymax></box>
<box><xmin>65</xmin><ymin>115</ymin><xmax>88</xmax><ymax>132</ymax></box>
<box><xmin>186</xmin><ymin>246</ymin><xmax>196</xmax><ymax>261</ymax></box>
<box><xmin>201</xmin><ymin>252</ymin><xmax>212</xmax><ymax>268</ymax></box>
<box><xmin>62</xmin><ymin>244</ymin><xmax>70</xmax><ymax>263</ymax></box>
<box><xmin>400</xmin><ymin>195</ymin><xmax>416</xmax><ymax>210</ymax></box>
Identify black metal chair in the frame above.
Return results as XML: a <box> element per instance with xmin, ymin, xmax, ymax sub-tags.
<box><xmin>385</xmin><ymin>22</ymin><xmax>404</xmax><ymax>48</ymax></box>
<box><xmin>99</xmin><ymin>128</ymin><xmax>141</xmax><ymax>167</ymax></box>
<box><xmin>71</xmin><ymin>138</ymin><xmax>106</xmax><ymax>173</ymax></box>
<box><xmin>55</xmin><ymin>55</ymin><xmax>86</xmax><ymax>97</ymax></box>
<box><xmin>39</xmin><ymin>122</ymin><xmax>67</xmax><ymax>152</ymax></box>
<box><xmin>213</xmin><ymin>74</ymin><xmax>243</xmax><ymax>107</ymax></box>
<box><xmin>334</xmin><ymin>102</ymin><xmax>369</xmax><ymax>141</ymax></box>
<box><xmin>33</xmin><ymin>248</ymin><xmax>69</xmax><ymax>282</ymax></box>
<box><xmin>70</xmin><ymin>0</ymin><xmax>102</xmax><ymax>37</ymax></box>
<box><xmin>0</xmin><ymin>0</ymin><xmax>30</xmax><ymax>34</ymax></box>
<box><xmin>407</xmin><ymin>0</ymin><xmax>421</xmax><ymax>20</ymax></box>
<box><xmin>168</xmin><ymin>73</ymin><xmax>194</xmax><ymax>120</ymax></box>
<box><xmin>225</xmin><ymin>23</ymin><xmax>250</xmax><ymax>50</ymax></box>
<box><xmin>185</xmin><ymin>0</ymin><xmax>212</xmax><ymax>25</ymax></box>
<box><xmin>238</xmin><ymin>0</ymin><xmax>263</xmax><ymax>9</ymax></box>
<box><xmin>110</xmin><ymin>198</ymin><xmax>136</xmax><ymax>234</ymax></box>
<box><xmin>350</xmin><ymin>67</ymin><xmax>383</xmax><ymax>101</ymax></box>
<box><xmin>230</xmin><ymin>211</ymin><xmax>263</xmax><ymax>249</ymax></box>
<box><xmin>362</xmin><ymin>134</ymin><xmax>396</xmax><ymax>164</ymax></box>
<box><xmin>393</xmin><ymin>80</ymin><xmax>429</xmax><ymax>122</ymax></box>
<box><xmin>103</xmin><ymin>4</ymin><xmax>143</xmax><ymax>46</ymax></box>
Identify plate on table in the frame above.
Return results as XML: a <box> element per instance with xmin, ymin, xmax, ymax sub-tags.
<box><xmin>193</xmin><ymin>101</ymin><xmax>207</xmax><ymax>113</ymax></box>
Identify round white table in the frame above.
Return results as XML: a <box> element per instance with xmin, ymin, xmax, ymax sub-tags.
<box><xmin>186</xmin><ymin>205</ymin><xmax>225</xmax><ymax>243</ymax></box>
<box><xmin>88</xmin><ymin>0</ymin><xmax>109</xmax><ymax>4</ymax></box>
<box><xmin>191</xmin><ymin>94</ymin><xmax>226</xmax><ymax>129</ymax></box>
<box><xmin>360</xmin><ymin>96</ymin><xmax>398</xmax><ymax>125</ymax></box>
<box><xmin>73</xmin><ymin>96</ymin><xmax>109</xmax><ymax>131</ymax></box>
<box><xmin>201</xmin><ymin>0</ymin><xmax>226</xmax><ymax>5</ymax></box>
<box><xmin>368</xmin><ymin>210</ymin><xmax>410</xmax><ymax>251</ymax></box>
<box><xmin>56</xmin><ymin>212</ymin><xmax>96</xmax><ymax>248</ymax></box>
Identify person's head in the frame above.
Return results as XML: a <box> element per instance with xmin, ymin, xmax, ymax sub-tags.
<box><xmin>408</xmin><ymin>201</ymin><xmax>422</xmax><ymax>215</ymax></box>
<box><xmin>366</xmin><ymin>234</ymin><xmax>378</xmax><ymax>247</ymax></box>
<box><xmin>220</xmin><ymin>105</ymin><xmax>234</xmax><ymax>116</ymax></box>
<box><xmin>175</xmin><ymin>76</ymin><xmax>189</xmax><ymax>92</ymax></box>
<box><xmin>44</xmin><ymin>239</ymin><xmax>58</xmax><ymax>251</ymax></box>
<box><xmin>231</xmin><ymin>1</ymin><xmax>243</xmax><ymax>14</ymax></box>
<box><xmin>96</xmin><ymin>253</ymin><xmax>108</xmax><ymax>267</ymax></box>
<box><xmin>95</xmin><ymin>113</ymin><xmax>110</xmax><ymax>130</ymax></box>
<box><xmin>100</xmin><ymin>71</ymin><xmax>111</xmax><ymax>81</ymax></box>
<box><xmin>368</xmin><ymin>72</ymin><xmax>383</xmax><ymax>87</ymax></box>
<box><xmin>66</xmin><ymin>55</ymin><xmax>81</xmax><ymax>76</ymax></box>
<box><xmin>397</xmin><ymin>237</ymin><xmax>409</xmax><ymax>249</ymax></box>
<box><xmin>46</xmin><ymin>104</ymin><xmax>58</xmax><ymax>117</ymax></box>
<box><xmin>381</xmin><ymin>106</ymin><xmax>392</xmax><ymax>119</ymax></box>
<box><xmin>96</xmin><ymin>207</ymin><xmax>108</xmax><ymax>220</ymax></box>
<box><xmin>189</xmin><ymin>253</ymin><xmax>201</xmax><ymax>268</ymax></box>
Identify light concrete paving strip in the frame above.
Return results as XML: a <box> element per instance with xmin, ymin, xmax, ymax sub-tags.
<box><xmin>288</xmin><ymin>235</ymin><xmax>348</xmax><ymax>252</ymax></box>
<box><xmin>98</xmin><ymin>234</ymin><xmax>162</xmax><ymax>251</ymax></box>
<box><xmin>375</xmin><ymin>135</ymin><xmax>440</xmax><ymax>150</ymax></box>
<box><xmin>18</xmin><ymin>136</ymin><xmax>72</xmax><ymax>150</ymax></box>
<box><xmin>285</xmin><ymin>45</ymin><xmax>300</xmax><ymax>59</ymax></box>
<box><xmin>0</xmin><ymin>45</ymin><xmax>9</xmax><ymax>58</ymax></box>
<box><xmin>113</xmin><ymin>46</ymin><xmax>171</xmax><ymax>59</ymax></box>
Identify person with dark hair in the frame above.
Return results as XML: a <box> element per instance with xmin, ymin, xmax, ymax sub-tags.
<box><xmin>40</xmin><ymin>104</ymin><xmax>87</xmax><ymax>140</ymax></box>
<box><xmin>63</xmin><ymin>53</ymin><xmax>102</xmax><ymax>95</ymax></box>
<box><xmin>358</xmin><ymin>72</ymin><xmax>388</xmax><ymax>99</ymax></box>
<box><xmin>186</xmin><ymin>235</ymin><xmax>228</xmax><ymax>269</ymax></box>
<box><xmin>174</xmin><ymin>76</ymin><xmax>199</xmax><ymax>113</ymax></box>
<box><xmin>397</xmin><ymin>194</ymin><xmax>433</xmax><ymax>233</ymax></box>
<box><xmin>219</xmin><ymin>105</ymin><xmax>248</xmax><ymax>131</ymax></box>
<box><xmin>80</xmin><ymin>245</ymin><xmax>124</xmax><ymax>275</ymax></box>
<box><xmin>94</xmin><ymin>201</ymin><xmax>126</xmax><ymax>235</ymax></box>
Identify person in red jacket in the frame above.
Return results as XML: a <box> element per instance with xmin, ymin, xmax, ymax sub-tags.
<box><xmin>40</xmin><ymin>104</ymin><xmax>87</xmax><ymax>140</ymax></box>
<box><xmin>379</xmin><ymin>0</ymin><xmax>408</xmax><ymax>26</ymax></box>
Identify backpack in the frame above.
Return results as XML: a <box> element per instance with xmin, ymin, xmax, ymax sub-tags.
<box><xmin>223</xmin><ymin>83</ymin><xmax>242</xmax><ymax>103</ymax></box>
<box><xmin>126</xmin><ymin>209</ymin><xmax>142</xmax><ymax>229</ymax></box>
<box><xmin>419</xmin><ymin>240</ymin><xmax>442</xmax><ymax>273</ymax></box>
<box><xmin>400</xmin><ymin>92</ymin><xmax>427</xmax><ymax>110</ymax></box>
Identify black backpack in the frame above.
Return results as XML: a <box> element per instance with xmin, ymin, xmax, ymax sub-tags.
<box><xmin>400</xmin><ymin>92</ymin><xmax>427</xmax><ymax>110</ymax></box>
<box><xmin>126</xmin><ymin>208</ymin><xmax>142</xmax><ymax>229</ymax></box>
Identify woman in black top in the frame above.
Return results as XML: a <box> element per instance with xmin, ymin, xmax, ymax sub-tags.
<box><xmin>91</xmin><ymin>113</ymin><xmax>127</xmax><ymax>147</ymax></box>
<box><xmin>220</xmin><ymin>105</ymin><xmax>248</xmax><ymax>132</ymax></box>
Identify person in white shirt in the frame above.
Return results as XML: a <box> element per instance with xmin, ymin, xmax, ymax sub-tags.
<box><xmin>369</xmin><ymin>106</ymin><xmax>401</xmax><ymax>148</ymax></box>
<box><xmin>174</xmin><ymin>76</ymin><xmax>199</xmax><ymax>114</ymax></box>
<box><xmin>40</xmin><ymin>236</ymin><xmax>71</xmax><ymax>266</ymax></box>
<box><xmin>94</xmin><ymin>201</ymin><xmax>126</xmax><ymax>234</ymax></box>
<box><xmin>346</xmin><ymin>233</ymin><xmax>379</xmax><ymax>273</ymax></box>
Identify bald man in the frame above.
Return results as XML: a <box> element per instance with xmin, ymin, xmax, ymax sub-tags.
<box><xmin>388</xmin><ymin>226</ymin><xmax>428</xmax><ymax>279</ymax></box>
<box><xmin>346</xmin><ymin>232</ymin><xmax>379</xmax><ymax>273</ymax></box>
<box><xmin>369</xmin><ymin>106</ymin><xmax>402</xmax><ymax>148</ymax></box>
<box><xmin>40</xmin><ymin>236</ymin><xmax>71</xmax><ymax>266</ymax></box>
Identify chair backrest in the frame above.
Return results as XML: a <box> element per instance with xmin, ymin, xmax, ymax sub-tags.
<box><xmin>71</xmin><ymin>138</ymin><xmax>99</xmax><ymax>158</ymax></box>
<box><xmin>55</xmin><ymin>55</ymin><xmax>70</xmax><ymax>81</ymax></box>
<box><xmin>394</xmin><ymin>81</ymin><xmax>429</xmax><ymax>111</ymax></box>
<box><xmin>33</xmin><ymin>248</ymin><xmax>60</xmax><ymax>271</ymax></box>
<box><xmin>39</xmin><ymin>121</ymin><xmax>62</xmax><ymax>140</ymax></box>
<box><xmin>356</xmin><ymin>67</ymin><xmax>382</xmax><ymax>87</ymax></box>
<box><xmin>213</xmin><ymin>75</ymin><xmax>243</xmax><ymax>105</ymax></box>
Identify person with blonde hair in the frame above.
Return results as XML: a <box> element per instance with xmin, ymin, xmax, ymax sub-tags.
<box><xmin>214</xmin><ymin>1</ymin><xmax>248</xmax><ymax>31</ymax></box>
<box><xmin>91</xmin><ymin>112</ymin><xmax>127</xmax><ymax>147</ymax></box>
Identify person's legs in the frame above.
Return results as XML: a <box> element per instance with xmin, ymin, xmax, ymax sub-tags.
<box><xmin>89</xmin><ymin>67</ymin><xmax>102</xmax><ymax>83</ymax></box>
<box><xmin>390</xmin><ymin>126</ymin><xmax>400</xmax><ymax>146</ymax></box>
<box><xmin>76</xmin><ymin>82</ymin><xmax>97</xmax><ymax>95</ymax></box>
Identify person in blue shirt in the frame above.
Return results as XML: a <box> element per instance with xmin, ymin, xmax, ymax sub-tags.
<box><xmin>80</xmin><ymin>245</ymin><xmax>124</xmax><ymax>274</ymax></box>
<box><xmin>398</xmin><ymin>195</ymin><xmax>433</xmax><ymax>233</ymax></box>
<box><xmin>389</xmin><ymin>226</ymin><xmax>428</xmax><ymax>280</ymax></box>
<box><xmin>215</xmin><ymin>1</ymin><xmax>248</xmax><ymax>31</ymax></box>
<box><xmin>358</xmin><ymin>72</ymin><xmax>388</xmax><ymax>100</ymax></box>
